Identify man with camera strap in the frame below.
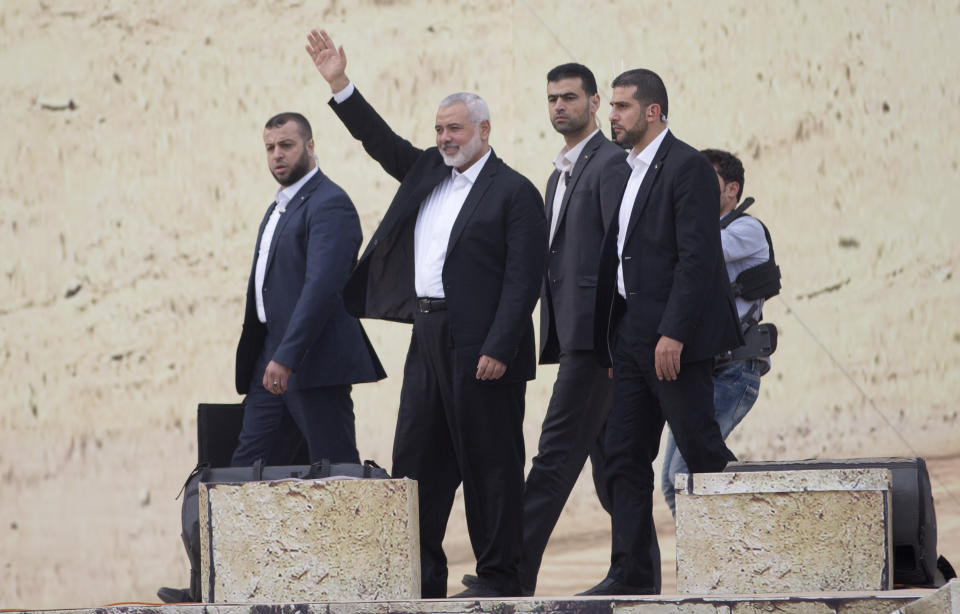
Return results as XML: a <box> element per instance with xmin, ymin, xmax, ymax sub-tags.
<box><xmin>661</xmin><ymin>148</ymin><xmax>780</xmax><ymax>516</ymax></box>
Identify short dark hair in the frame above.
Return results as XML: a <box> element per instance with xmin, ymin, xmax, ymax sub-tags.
<box><xmin>264</xmin><ymin>112</ymin><xmax>313</xmax><ymax>141</ymax></box>
<box><xmin>701</xmin><ymin>148</ymin><xmax>745</xmax><ymax>200</ymax></box>
<box><xmin>611</xmin><ymin>69</ymin><xmax>668</xmax><ymax>119</ymax></box>
<box><xmin>547</xmin><ymin>63</ymin><xmax>598</xmax><ymax>96</ymax></box>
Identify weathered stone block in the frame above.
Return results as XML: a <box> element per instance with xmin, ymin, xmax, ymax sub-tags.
<box><xmin>198</xmin><ymin>477</ymin><xmax>419</xmax><ymax>602</ymax></box>
<box><xmin>900</xmin><ymin>577</ymin><xmax>960</xmax><ymax>613</ymax></box>
<box><xmin>675</xmin><ymin>468</ymin><xmax>892</xmax><ymax>594</ymax></box>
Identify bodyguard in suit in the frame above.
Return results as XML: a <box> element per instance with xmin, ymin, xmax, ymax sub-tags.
<box><xmin>306</xmin><ymin>30</ymin><xmax>547</xmax><ymax>598</ymax></box>
<box><xmin>580</xmin><ymin>70</ymin><xmax>741</xmax><ymax>595</ymax></box>
<box><xmin>232</xmin><ymin>112</ymin><xmax>386</xmax><ymax>467</ymax></box>
<box><xmin>519</xmin><ymin>63</ymin><xmax>626</xmax><ymax>594</ymax></box>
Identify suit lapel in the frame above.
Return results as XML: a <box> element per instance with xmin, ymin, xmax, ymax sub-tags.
<box><xmin>447</xmin><ymin>152</ymin><xmax>499</xmax><ymax>254</ymax></box>
<box><xmin>624</xmin><ymin>132</ymin><xmax>673</xmax><ymax>245</ymax></box>
<box><xmin>253</xmin><ymin>202</ymin><xmax>275</xmax><ymax>254</ymax></box>
<box><xmin>544</xmin><ymin>169</ymin><xmax>560</xmax><ymax>224</ymax></box>
<box><xmin>265</xmin><ymin>169</ymin><xmax>323</xmax><ymax>279</ymax></box>
<box><xmin>411</xmin><ymin>163</ymin><xmax>452</xmax><ymax>214</ymax></box>
<box><xmin>369</xmin><ymin>161</ymin><xmax>449</xmax><ymax>250</ymax></box>
<box><xmin>554</xmin><ymin>132</ymin><xmax>604</xmax><ymax>232</ymax></box>
<box><xmin>247</xmin><ymin>201</ymin><xmax>276</xmax><ymax>307</ymax></box>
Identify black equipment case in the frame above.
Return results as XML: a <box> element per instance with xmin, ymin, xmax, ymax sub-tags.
<box><xmin>197</xmin><ymin>402</ymin><xmax>309</xmax><ymax>467</ymax></box>
<box><xmin>177</xmin><ymin>403</ymin><xmax>385</xmax><ymax>600</ymax></box>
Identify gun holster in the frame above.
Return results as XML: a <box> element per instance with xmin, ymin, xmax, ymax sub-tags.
<box><xmin>717</xmin><ymin>322</ymin><xmax>778</xmax><ymax>371</ymax></box>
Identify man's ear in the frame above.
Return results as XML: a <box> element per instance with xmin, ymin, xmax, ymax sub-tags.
<box><xmin>479</xmin><ymin>119</ymin><xmax>491</xmax><ymax>141</ymax></box>
<box><xmin>306</xmin><ymin>137</ymin><xmax>315</xmax><ymax>155</ymax></box>
<box><xmin>647</xmin><ymin>103</ymin><xmax>661</xmax><ymax>122</ymax></box>
<box><xmin>589</xmin><ymin>93</ymin><xmax>601</xmax><ymax>115</ymax></box>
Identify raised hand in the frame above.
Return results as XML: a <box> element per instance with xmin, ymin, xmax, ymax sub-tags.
<box><xmin>305</xmin><ymin>29</ymin><xmax>350</xmax><ymax>93</ymax></box>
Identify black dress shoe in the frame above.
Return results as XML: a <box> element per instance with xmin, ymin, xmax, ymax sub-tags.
<box><xmin>451</xmin><ymin>583</ymin><xmax>507</xmax><ymax>598</ymax></box>
<box><xmin>461</xmin><ymin>573</ymin><xmax>534</xmax><ymax>597</ymax></box>
<box><xmin>576</xmin><ymin>576</ymin><xmax>657</xmax><ymax>596</ymax></box>
<box><xmin>156</xmin><ymin>586</ymin><xmax>196</xmax><ymax>603</ymax></box>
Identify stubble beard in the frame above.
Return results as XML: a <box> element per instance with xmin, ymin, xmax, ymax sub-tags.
<box><xmin>552</xmin><ymin>110</ymin><xmax>590</xmax><ymax>136</ymax></box>
<box><xmin>614</xmin><ymin>118</ymin><xmax>648</xmax><ymax>149</ymax></box>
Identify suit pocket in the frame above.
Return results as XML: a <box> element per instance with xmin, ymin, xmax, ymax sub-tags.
<box><xmin>577</xmin><ymin>274</ymin><xmax>598</xmax><ymax>287</ymax></box>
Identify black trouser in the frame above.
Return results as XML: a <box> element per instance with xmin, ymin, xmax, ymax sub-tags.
<box><xmin>604</xmin><ymin>327</ymin><xmax>735</xmax><ymax>589</ymax></box>
<box><xmin>233</xmin><ymin>347</ymin><xmax>359</xmax><ymax>466</ymax></box>
<box><xmin>520</xmin><ymin>350</ymin><xmax>611</xmax><ymax>592</ymax></box>
<box><xmin>392</xmin><ymin>310</ymin><xmax>526</xmax><ymax>598</ymax></box>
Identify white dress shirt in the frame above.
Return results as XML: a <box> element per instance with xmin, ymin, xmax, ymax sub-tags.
<box><xmin>549</xmin><ymin>128</ymin><xmax>599</xmax><ymax>244</ymax></box>
<box><xmin>255</xmin><ymin>165</ymin><xmax>319</xmax><ymax>323</ymax></box>
<box><xmin>616</xmin><ymin>127</ymin><xmax>670</xmax><ymax>298</ymax></box>
<box><xmin>413</xmin><ymin>149</ymin><xmax>491</xmax><ymax>298</ymax></box>
<box><xmin>331</xmin><ymin>81</ymin><xmax>490</xmax><ymax>298</ymax></box>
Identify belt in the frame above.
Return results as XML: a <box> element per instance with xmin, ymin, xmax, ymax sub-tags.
<box><xmin>416</xmin><ymin>297</ymin><xmax>447</xmax><ymax>313</ymax></box>
<box><xmin>714</xmin><ymin>356</ymin><xmax>770</xmax><ymax>377</ymax></box>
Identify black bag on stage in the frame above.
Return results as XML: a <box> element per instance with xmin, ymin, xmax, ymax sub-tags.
<box><xmin>196</xmin><ymin>402</ymin><xmax>309</xmax><ymax>467</ymax></box>
<box><xmin>179</xmin><ymin>458</ymin><xmax>390</xmax><ymax>601</ymax></box>
<box><xmin>160</xmin><ymin>402</ymin><xmax>386</xmax><ymax>602</ymax></box>
<box><xmin>724</xmin><ymin>457</ymin><xmax>941</xmax><ymax>587</ymax></box>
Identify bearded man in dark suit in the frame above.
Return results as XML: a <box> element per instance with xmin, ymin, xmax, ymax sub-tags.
<box><xmin>233</xmin><ymin>112</ymin><xmax>385</xmax><ymax>467</ymax></box>
<box><xmin>306</xmin><ymin>29</ymin><xmax>547</xmax><ymax>599</ymax></box>
<box><xmin>581</xmin><ymin>69</ymin><xmax>741</xmax><ymax>596</ymax></box>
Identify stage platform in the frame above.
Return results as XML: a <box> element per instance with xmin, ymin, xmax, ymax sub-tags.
<box><xmin>9</xmin><ymin>582</ymin><xmax>960</xmax><ymax>614</ymax></box>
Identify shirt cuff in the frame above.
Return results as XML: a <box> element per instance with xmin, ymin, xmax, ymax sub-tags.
<box><xmin>332</xmin><ymin>81</ymin><xmax>355</xmax><ymax>104</ymax></box>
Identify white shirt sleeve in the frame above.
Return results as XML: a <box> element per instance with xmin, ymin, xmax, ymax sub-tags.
<box><xmin>331</xmin><ymin>81</ymin><xmax>356</xmax><ymax>104</ymax></box>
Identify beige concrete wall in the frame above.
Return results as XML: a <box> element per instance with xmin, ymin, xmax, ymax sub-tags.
<box><xmin>1</xmin><ymin>0</ymin><xmax>958</xmax><ymax>608</ymax></box>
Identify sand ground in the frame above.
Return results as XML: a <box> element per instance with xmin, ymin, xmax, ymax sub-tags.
<box><xmin>1</xmin><ymin>0</ymin><xmax>959</xmax><ymax>608</ymax></box>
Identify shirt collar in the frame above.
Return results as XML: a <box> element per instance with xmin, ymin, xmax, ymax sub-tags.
<box><xmin>626</xmin><ymin>127</ymin><xmax>669</xmax><ymax>172</ymax></box>
<box><xmin>274</xmin><ymin>165</ymin><xmax>319</xmax><ymax>212</ymax></box>
<box><xmin>553</xmin><ymin>128</ymin><xmax>600</xmax><ymax>174</ymax></box>
<box><xmin>451</xmin><ymin>147</ymin><xmax>492</xmax><ymax>185</ymax></box>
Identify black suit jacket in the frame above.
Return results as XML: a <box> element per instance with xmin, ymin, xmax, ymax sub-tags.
<box><xmin>235</xmin><ymin>169</ymin><xmax>386</xmax><ymax>393</ymax></box>
<box><xmin>594</xmin><ymin>131</ymin><xmax>741</xmax><ymax>367</ymax></box>
<box><xmin>330</xmin><ymin>89</ymin><xmax>548</xmax><ymax>382</ymax></box>
<box><xmin>540</xmin><ymin>131</ymin><xmax>627</xmax><ymax>363</ymax></box>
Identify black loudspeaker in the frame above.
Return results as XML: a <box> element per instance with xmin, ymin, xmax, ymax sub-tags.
<box><xmin>724</xmin><ymin>457</ymin><xmax>938</xmax><ymax>587</ymax></box>
<box><xmin>196</xmin><ymin>403</ymin><xmax>308</xmax><ymax>468</ymax></box>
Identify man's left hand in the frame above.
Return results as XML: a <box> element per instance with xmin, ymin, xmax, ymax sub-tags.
<box><xmin>654</xmin><ymin>335</ymin><xmax>683</xmax><ymax>381</ymax></box>
<box><xmin>476</xmin><ymin>355</ymin><xmax>507</xmax><ymax>381</ymax></box>
<box><xmin>263</xmin><ymin>360</ymin><xmax>293</xmax><ymax>395</ymax></box>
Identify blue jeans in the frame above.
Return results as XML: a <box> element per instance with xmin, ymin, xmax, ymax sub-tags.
<box><xmin>661</xmin><ymin>359</ymin><xmax>762</xmax><ymax>515</ymax></box>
